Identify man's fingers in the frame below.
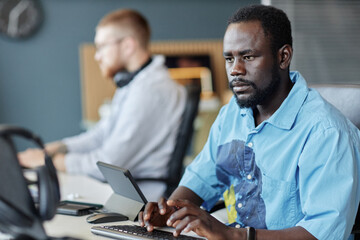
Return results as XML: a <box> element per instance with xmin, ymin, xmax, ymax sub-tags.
<box><xmin>143</xmin><ymin>202</ymin><xmax>155</xmax><ymax>221</ymax></box>
<box><xmin>182</xmin><ymin>218</ymin><xmax>201</xmax><ymax>233</ymax></box>
<box><xmin>17</xmin><ymin>149</ymin><xmax>45</xmax><ymax>168</ymax></box>
<box><xmin>166</xmin><ymin>206</ymin><xmax>195</xmax><ymax>227</ymax></box>
<box><xmin>158</xmin><ymin>197</ymin><xmax>167</xmax><ymax>215</ymax></box>
<box><xmin>171</xmin><ymin>219</ymin><xmax>182</xmax><ymax>228</ymax></box>
<box><xmin>167</xmin><ymin>199</ymin><xmax>193</xmax><ymax>209</ymax></box>
<box><xmin>142</xmin><ymin>201</ymin><xmax>166</xmax><ymax>232</ymax></box>
<box><xmin>138</xmin><ymin>211</ymin><xmax>145</xmax><ymax>227</ymax></box>
<box><xmin>172</xmin><ymin>216</ymin><xmax>197</xmax><ymax>237</ymax></box>
<box><xmin>146</xmin><ymin>224</ymin><xmax>154</xmax><ymax>232</ymax></box>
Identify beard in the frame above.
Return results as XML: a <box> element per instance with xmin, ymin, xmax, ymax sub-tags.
<box><xmin>229</xmin><ymin>64</ymin><xmax>281</xmax><ymax>109</ymax></box>
<box><xmin>99</xmin><ymin>61</ymin><xmax>125</xmax><ymax>79</ymax></box>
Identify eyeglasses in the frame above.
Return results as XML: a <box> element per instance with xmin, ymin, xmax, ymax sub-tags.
<box><xmin>95</xmin><ymin>38</ymin><xmax>125</xmax><ymax>53</ymax></box>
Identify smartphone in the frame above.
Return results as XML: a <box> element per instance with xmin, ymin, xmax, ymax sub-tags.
<box><xmin>57</xmin><ymin>200</ymin><xmax>103</xmax><ymax>216</ymax></box>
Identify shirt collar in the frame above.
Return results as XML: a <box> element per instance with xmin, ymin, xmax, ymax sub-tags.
<box><xmin>267</xmin><ymin>71</ymin><xmax>309</xmax><ymax>130</ymax></box>
<box><xmin>239</xmin><ymin>71</ymin><xmax>309</xmax><ymax>130</ymax></box>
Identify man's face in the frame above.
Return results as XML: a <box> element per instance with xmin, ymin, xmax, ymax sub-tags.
<box><xmin>223</xmin><ymin>21</ymin><xmax>280</xmax><ymax>109</ymax></box>
<box><xmin>94</xmin><ymin>25</ymin><xmax>126</xmax><ymax>79</ymax></box>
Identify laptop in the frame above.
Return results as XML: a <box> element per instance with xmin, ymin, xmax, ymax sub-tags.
<box><xmin>92</xmin><ymin>161</ymin><xmax>203</xmax><ymax>240</ymax></box>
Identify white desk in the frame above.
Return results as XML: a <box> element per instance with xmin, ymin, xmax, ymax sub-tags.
<box><xmin>44</xmin><ymin>173</ymin><xmax>132</xmax><ymax>239</ymax></box>
<box><xmin>45</xmin><ymin>173</ymin><xmax>208</xmax><ymax>240</ymax></box>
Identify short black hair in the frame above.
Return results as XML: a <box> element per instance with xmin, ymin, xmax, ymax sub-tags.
<box><xmin>228</xmin><ymin>5</ymin><xmax>292</xmax><ymax>56</ymax></box>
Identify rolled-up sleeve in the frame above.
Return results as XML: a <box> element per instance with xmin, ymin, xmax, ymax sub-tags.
<box><xmin>296</xmin><ymin>126</ymin><xmax>359</xmax><ymax>240</ymax></box>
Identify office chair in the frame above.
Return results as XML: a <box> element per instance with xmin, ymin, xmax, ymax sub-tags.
<box><xmin>310</xmin><ymin>84</ymin><xmax>360</xmax><ymax>239</ymax></box>
<box><xmin>353</xmin><ymin>211</ymin><xmax>360</xmax><ymax>240</ymax></box>
<box><xmin>136</xmin><ymin>83</ymin><xmax>201</xmax><ymax>198</ymax></box>
<box><xmin>310</xmin><ymin>84</ymin><xmax>360</xmax><ymax>129</ymax></box>
<box><xmin>0</xmin><ymin>125</ymin><xmax>60</xmax><ymax>240</ymax></box>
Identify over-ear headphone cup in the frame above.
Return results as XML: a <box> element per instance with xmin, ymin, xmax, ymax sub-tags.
<box><xmin>113</xmin><ymin>57</ymin><xmax>152</xmax><ymax>88</ymax></box>
<box><xmin>37</xmin><ymin>167</ymin><xmax>58</xmax><ymax>221</ymax></box>
<box><xmin>113</xmin><ymin>71</ymin><xmax>135</xmax><ymax>88</ymax></box>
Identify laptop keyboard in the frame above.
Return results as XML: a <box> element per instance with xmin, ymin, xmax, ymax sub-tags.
<box><xmin>91</xmin><ymin>224</ymin><xmax>204</xmax><ymax>240</ymax></box>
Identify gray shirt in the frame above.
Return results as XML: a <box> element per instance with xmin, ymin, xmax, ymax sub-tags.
<box><xmin>63</xmin><ymin>55</ymin><xmax>186</xmax><ymax>201</ymax></box>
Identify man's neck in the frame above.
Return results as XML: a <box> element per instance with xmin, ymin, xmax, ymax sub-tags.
<box><xmin>253</xmin><ymin>78</ymin><xmax>294</xmax><ymax>126</ymax></box>
<box><xmin>126</xmin><ymin>50</ymin><xmax>151</xmax><ymax>72</ymax></box>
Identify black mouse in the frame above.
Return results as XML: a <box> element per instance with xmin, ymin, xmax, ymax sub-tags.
<box><xmin>86</xmin><ymin>212</ymin><xmax>129</xmax><ymax>224</ymax></box>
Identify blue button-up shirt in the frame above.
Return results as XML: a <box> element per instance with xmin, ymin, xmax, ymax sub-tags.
<box><xmin>180</xmin><ymin>71</ymin><xmax>360</xmax><ymax>240</ymax></box>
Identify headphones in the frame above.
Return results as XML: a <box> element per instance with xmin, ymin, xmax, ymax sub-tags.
<box><xmin>113</xmin><ymin>57</ymin><xmax>152</xmax><ymax>88</ymax></box>
<box><xmin>0</xmin><ymin>125</ymin><xmax>60</xmax><ymax>239</ymax></box>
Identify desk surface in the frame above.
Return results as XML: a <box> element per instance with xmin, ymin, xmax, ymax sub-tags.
<box><xmin>45</xmin><ymin>173</ymin><xmax>207</xmax><ymax>240</ymax></box>
<box><xmin>46</xmin><ymin>173</ymin><xmax>153</xmax><ymax>240</ymax></box>
<box><xmin>45</xmin><ymin>173</ymin><xmax>113</xmax><ymax>239</ymax></box>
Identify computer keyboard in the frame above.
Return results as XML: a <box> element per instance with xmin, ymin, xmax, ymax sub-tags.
<box><xmin>91</xmin><ymin>224</ymin><xmax>204</xmax><ymax>240</ymax></box>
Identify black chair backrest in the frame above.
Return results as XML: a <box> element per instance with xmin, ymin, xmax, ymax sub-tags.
<box><xmin>134</xmin><ymin>83</ymin><xmax>201</xmax><ymax>197</ymax></box>
<box><xmin>353</xmin><ymin>207</ymin><xmax>360</xmax><ymax>239</ymax></box>
<box><xmin>164</xmin><ymin>83</ymin><xmax>201</xmax><ymax>197</ymax></box>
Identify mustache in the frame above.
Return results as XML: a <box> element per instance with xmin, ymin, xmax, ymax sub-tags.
<box><xmin>229</xmin><ymin>78</ymin><xmax>257</xmax><ymax>89</ymax></box>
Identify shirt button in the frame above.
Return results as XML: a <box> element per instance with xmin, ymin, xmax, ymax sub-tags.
<box><xmin>247</xmin><ymin>174</ymin><xmax>252</xmax><ymax>180</ymax></box>
<box><xmin>247</xmin><ymin>142</ymin><xmax>253</xmax><ymax>148</ymax></box>
<box><xmin>235</xmin><ymin>224</ymin><xmax>241</xmax><ymax>229</ymax></box>
<box><xmin>237</xmin><ymin>203</ymin><xmax>243</xmax><ymax>208</ymax></box>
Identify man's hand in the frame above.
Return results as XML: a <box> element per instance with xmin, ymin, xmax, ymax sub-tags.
<box><xmin>18</xmin><ymin>148</ymin><xmax>45</xmax><ymax>168</ymax></box>
<box><xmin>165</xmin><ymin>199</ymin><xmax>234</xmax><ymax>239</ymax></box>
<box><xmin>138</xmin><ymin>186</ymin><xmax>235</xmax><ymax>239</ymax></box>
<box><xmin>45</xmin><ymin>141</ymin><xmax>67</xmax><ymax>156</ymax></box>
<box><xmin>52</xmin><ymin>153</ymin><xmax>66</xmax><ymax>171</ymax></box>
<box><xmin>18</xmin><ymin>148</ymin><xmax>67</xmax><ymax>172</ymax></box>
<box><xmin>138</xmin><ymin>197</ymin><xmax>176</xmax><ymax>231</ymax></box>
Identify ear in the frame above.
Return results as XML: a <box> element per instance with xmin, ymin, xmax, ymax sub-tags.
<box><xmin>121</xmin><ymin>36</ymin><xmax>137</xmax><ymax>56</ymax></box>
<box><xmin>277</xmin><ymin>44</ymin><xmax>293</xmax><ymax>70</ymax></box>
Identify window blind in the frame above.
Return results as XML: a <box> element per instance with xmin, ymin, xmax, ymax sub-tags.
<box><xmin>263</xmin><ymin>0</ymin><xmax>360</xmax><ymax>84</ymax></box>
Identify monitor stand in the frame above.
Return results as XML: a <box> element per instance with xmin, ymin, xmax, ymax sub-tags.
<box><xmin>103</xmin><ymin>193</ymin><xmax>144</xmax><ymax>221</ymax></box>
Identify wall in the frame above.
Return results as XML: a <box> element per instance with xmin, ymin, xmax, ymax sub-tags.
<box><xmin>0</xmin><ymin>0</ymin><xmax>256</xmax><ymax>142</ymax></box>
<box><xmin>271</xmin><ymin>0</ymin><xmax>360</xmax><ymax>85</ymax></box>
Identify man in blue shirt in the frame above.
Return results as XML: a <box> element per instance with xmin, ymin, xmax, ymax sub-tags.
<box><xmin>139</xmin><ymin>5</ymin><xmax>360</xmax><ymax>240</ymax></box>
